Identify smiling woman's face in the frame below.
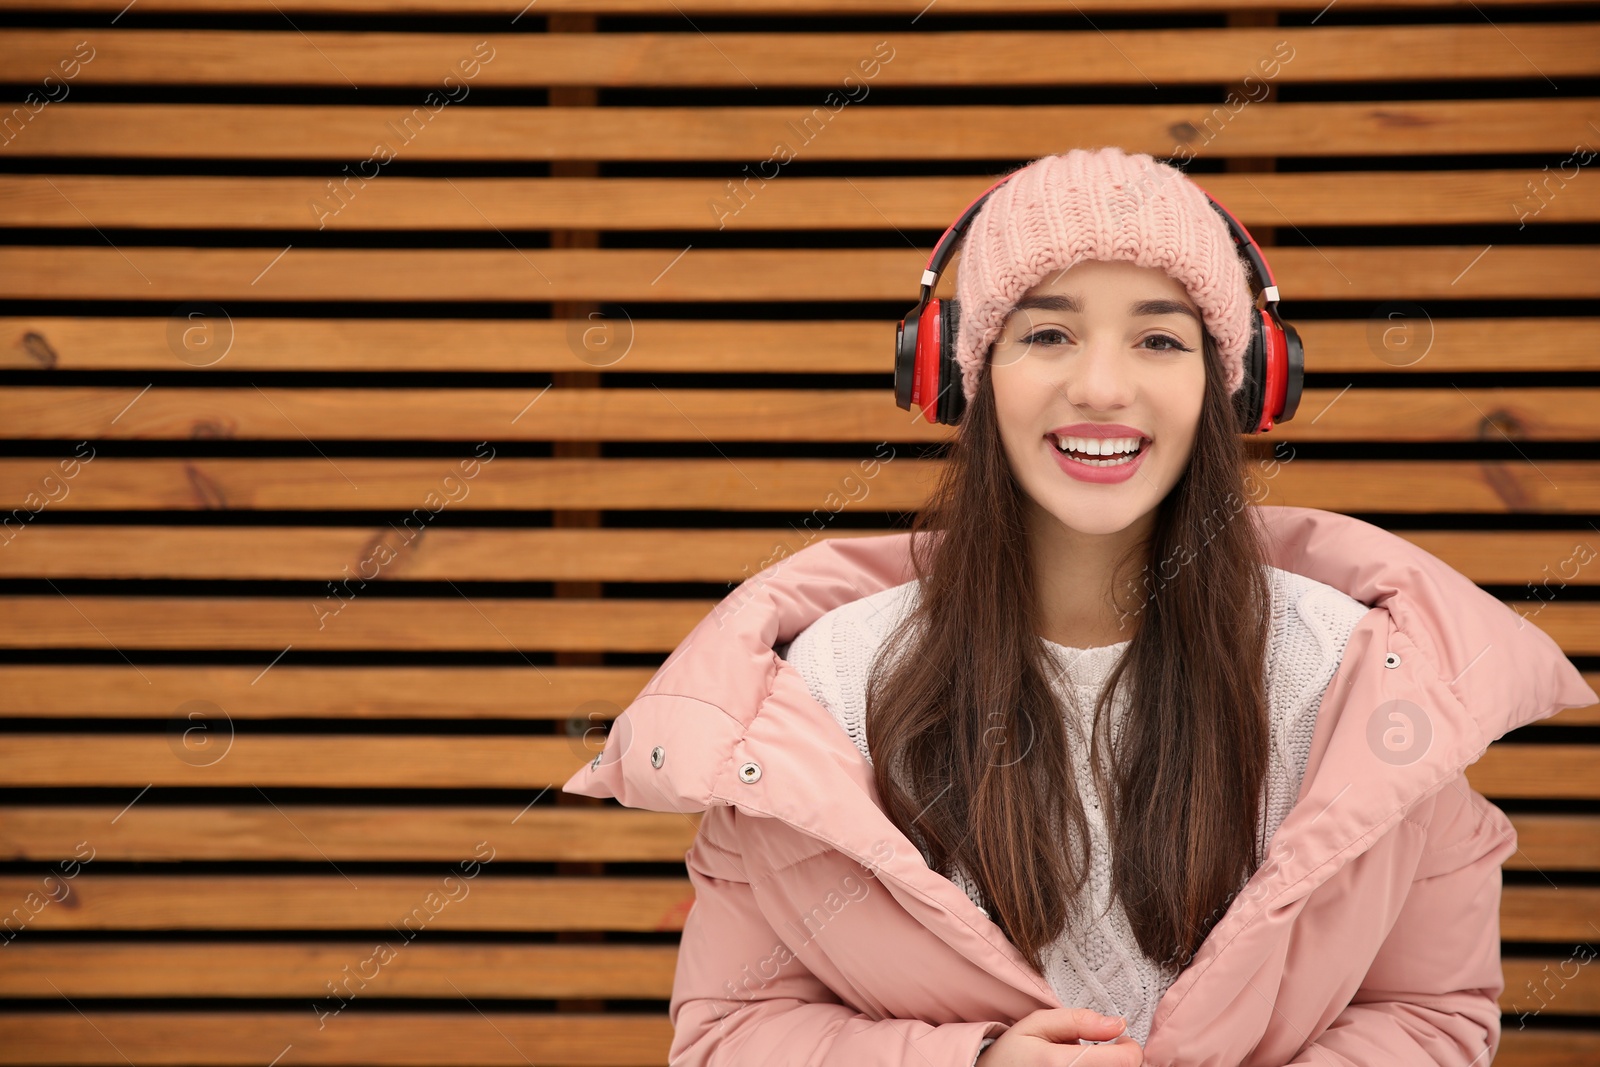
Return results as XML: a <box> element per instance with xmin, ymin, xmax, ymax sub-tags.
<box><xmin>988</xmin><ymin>258</ymin><xmax>1208</xmax><ymax>538</ymax></box>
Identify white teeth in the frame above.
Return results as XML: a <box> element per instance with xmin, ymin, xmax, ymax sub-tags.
<box><xmin>1051</xmin><ymin>434</ymin><xmax>1144</xmax><ymax>456</ymax></box>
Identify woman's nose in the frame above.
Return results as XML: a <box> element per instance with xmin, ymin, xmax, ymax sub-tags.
<box><xmin>1059</xmin><ymin>343</ymin><xmax>1137</xmax><ymax>409</ymax></box>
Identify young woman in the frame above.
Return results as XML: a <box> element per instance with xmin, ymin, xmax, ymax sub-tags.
<box><xmin>563</xmin><ymin>148</ymin><xmax>1597</xmax><ymax>1067</ymax></box>
<box><xmin>779</xmin><ymin>149</ymin><xmax>1373</xmax><ymax>1060</ymax></box>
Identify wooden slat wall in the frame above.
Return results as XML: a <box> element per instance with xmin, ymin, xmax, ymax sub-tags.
<box><xmin>1</xmin><ymin>1</ymin><xmax>1596</xmax><ymax>1064</ymax></box>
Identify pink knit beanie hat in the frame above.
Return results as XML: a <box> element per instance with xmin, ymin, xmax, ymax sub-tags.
<box><xmin>953</xmin><ymin>146</ymin><xmax>1256</xmax><ymax>404</ymax></box>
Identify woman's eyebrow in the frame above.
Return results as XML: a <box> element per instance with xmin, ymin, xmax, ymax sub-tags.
<box><xmin>1008</xmin><ymin>294</ymin><xmax>1201</xmax><ymax>323</ymax></box>
<box><xmin>1130</xmin><ymin>298</ymin><xmax>1202</xmax><ymax>322</ymax></box>
<box><xmin>1011</xmin><ymin>294</ymin><xmax>1081</xmax><ymax>315</ymax></box>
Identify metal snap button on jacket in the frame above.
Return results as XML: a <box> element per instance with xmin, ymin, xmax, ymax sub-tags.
<box><xmin>650</xmin><ymin>745</ymin><xmax>665</xmax><ymax>768</ymax></box>
<box><xmin>738</xmin><ymin>761</ymin><xmax>762</xmax><ymax>783</ymax></box>
<box><xmin>1385</xmin><ymin>652</ymin><xmax>1402</xmax><ymax>668</ymax></box>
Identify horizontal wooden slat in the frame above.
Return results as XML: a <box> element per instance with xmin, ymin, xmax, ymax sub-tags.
<box><xmin>5</xmin><ymin>171</ymin><xmax>1600</xmax><ymax>231</ymax></box>
<box><xmin>0</xmin><ymin>1011</ymin><xmax>674</xmax><ymax>1067</ymax></box>
<box><xmin>2</xmin><ymin>875</ymin><xmax>1588</xmax><ymax>938</ymax></box>
<box><xmin>0</xmin><ymin>875</ymin><xmax>694</xmax><ymax>932</ymax></box>
<box><xmin>6</xmin><ymin>806</ymin><xmax>1593</xmax><ymax>869</ymax></box>
<box><xmin>1465</xmin><ymin>744</ymin><xmax>1600</xmax><ymax>799</ymax></box>
<box><xmin>4</xmin><ymin>385</ymin><xmax>1598</xmax><ymax>442</ymax></box>
<box><xmin>0</xmin><ymin>735</ymin><xmax>1590</xmax><ymax>794</ymax></box>
<box><xmin>0</xmin><ymin>597</ymin><xmax>714</xmax><ymax>652</ymax></box>
<box><xmin>7</xmin><ymin>387</ymin><xmax>953</xmax><ymax>442</ymax></box>
<box><xmin>1501</xmin><ymin>814</ymin><xmax>1600</xmax><ymax>872</ymax></box>
<box><xmin>0</xmin><ymin>943</ymin><xmax>680</xmax><ymax>999</ymax></box>
<box><xmin>0</xmin><ymin>528</ymin><xmax>891</xmax><ymax>583</ymax></box>
<box><xmin>10</xmin><ymin>101</ymin><xmax>1595</xmax><ymax>160</ymax></box>
<box><xmin>4</xmin><ymin>458</ymin><xmax>1600</xmax><ymax>513</ymax></box>
<box><xmin>0</xmin><ymin>0</ymin><xmax>1587</xmax><ymax>15</ymax></box>
<box><xmin>5</xmin><ymin>316</ymin><xmax>1598</xmax><ymax>374</ymax></box>
<box><xmin>0</xmin><ymin>455</ymin><xmax>936</xmax><ymax>511</ymax></box>
<box><xmin>0</xmin><ymin>736</ymin><xmax>601</xmax><ymax>788</ymax></box>
<box><xmin>0</xmin><ymin>664</ymin><xmax>655</xmax><ymax>718</ymax></box>
<box><xmin>1500</xmin><ymin>886</ymin><xmax>1600</xmax><ymax>942</ymax></box>
<box><xmin>0</xmin><ymin>663</ymin><xmax>1591</xmax><ymax>725</ymax></box>
<box><xmin>4</xmin><ymin>26</ymin><xmax>1597</xmax><ymax>87</ymax></box>
<box><xmin>0</xmin><ymin>807</ymin><xmax>700</xmax><ymax>863</ymax></box>
<box><xmin>2</xmin><ymin>527</ymin><xmax>1595</xmax><ymax>585</ymax></box>
<box><xmin>6</xmin><ymin>245</ymin><xmax>1596</xmax><ymax>302</ymax></box>
<box><xmin>1395</xmin><ymin>531</ymin><xmax>1600</xmax><ymax>589</ymax></box>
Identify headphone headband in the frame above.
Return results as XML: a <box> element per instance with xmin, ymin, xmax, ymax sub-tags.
<box><xmin>917</xmin><ymin>171</ymin><xmax>1017</xmax><ymax>296</ymax></box>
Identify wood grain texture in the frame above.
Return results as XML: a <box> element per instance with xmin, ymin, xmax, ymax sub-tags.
<box><xmin>5</xmin><ymin>316</ymin><xmax>1597</xmax><ymax>373</ymax></box>
<box><xmin>8</xmin><ymin>101</ymin><xmax>1594</xmax><ymax>160</ymax></box>
<box><xmin>2</xmin><ymin>26</ymin><xmax>1595</xmax><ymax>87</ymax></box>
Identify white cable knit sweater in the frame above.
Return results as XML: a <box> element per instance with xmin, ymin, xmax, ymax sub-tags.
<box><xmin>776</xmin><ymin>565</ymin><xmax>1371</xmax><ymax>1053</ymax></box>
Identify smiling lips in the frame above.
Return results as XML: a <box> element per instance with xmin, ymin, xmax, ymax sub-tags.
<box><xmin>1045</xmin><ymin>423</ymin><xmax>1152</xmax><ymax>484</ymax></box>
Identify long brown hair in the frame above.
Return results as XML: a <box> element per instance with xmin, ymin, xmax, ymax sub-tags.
<box><xmin>864</xmin><ymin>330</ymin><xmax>1273</xmax><ymax>976</ymax></box>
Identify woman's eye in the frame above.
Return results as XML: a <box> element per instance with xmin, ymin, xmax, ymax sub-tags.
<box><xmin>1017</xmin><ymin>329</ymin><xmax>1068</xmax><ymax>347</ymax></box>
<box><xmin>1144</xmin><ymin>335</ymin><xmax>1192</xmax><ymax>351</ymax></box>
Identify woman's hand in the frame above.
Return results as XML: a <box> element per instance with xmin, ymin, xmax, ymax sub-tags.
<box><xmin>977</xmin><ymin>1008</ymin><xmax>1143</xmax><ymax>1065</ymax></box>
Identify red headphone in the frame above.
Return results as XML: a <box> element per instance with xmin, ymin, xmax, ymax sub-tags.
<box><xmin>894</xmin><ymin>173</ymin><xmax>1304</xmax><ymax>434</ymax></box>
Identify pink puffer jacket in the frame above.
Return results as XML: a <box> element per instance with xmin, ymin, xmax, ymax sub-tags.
<box><xmin>562</xmin><ymin>504</ymin><xmax>1597</xmax><ymax>1067</ymax></box>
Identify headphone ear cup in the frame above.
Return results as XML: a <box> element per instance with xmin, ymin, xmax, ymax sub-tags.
<box><xmin>1233</xmin><ymin>310</ymin><xmax>1270</xmax><ymax>435</ymax></box>
<box><xmin>938</xmin><ymin>297</ymin><xmax>964</xmax><ymax>425</ymax></box>
<box><xmin>893</xmin><ymin>312</ymin><xmax>918</xmax><ymax>412</ymax></box>
<box><xmin>1277</xmin><ymin>318</ymin><xmax>1304</xmax><ymax>424</ymax></box>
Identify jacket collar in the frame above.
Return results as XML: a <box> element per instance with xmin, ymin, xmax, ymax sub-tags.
<box><xmin>563</xmin><ymin>505</ymin><xmax>1596</xmax><ymax>1006</ymax></box>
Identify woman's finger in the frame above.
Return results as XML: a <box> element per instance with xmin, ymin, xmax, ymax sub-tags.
<box><xmin>1050</xmin><ymin>1033</ymin><xmax>1144</xmax><ymax>1065</ymax></box>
